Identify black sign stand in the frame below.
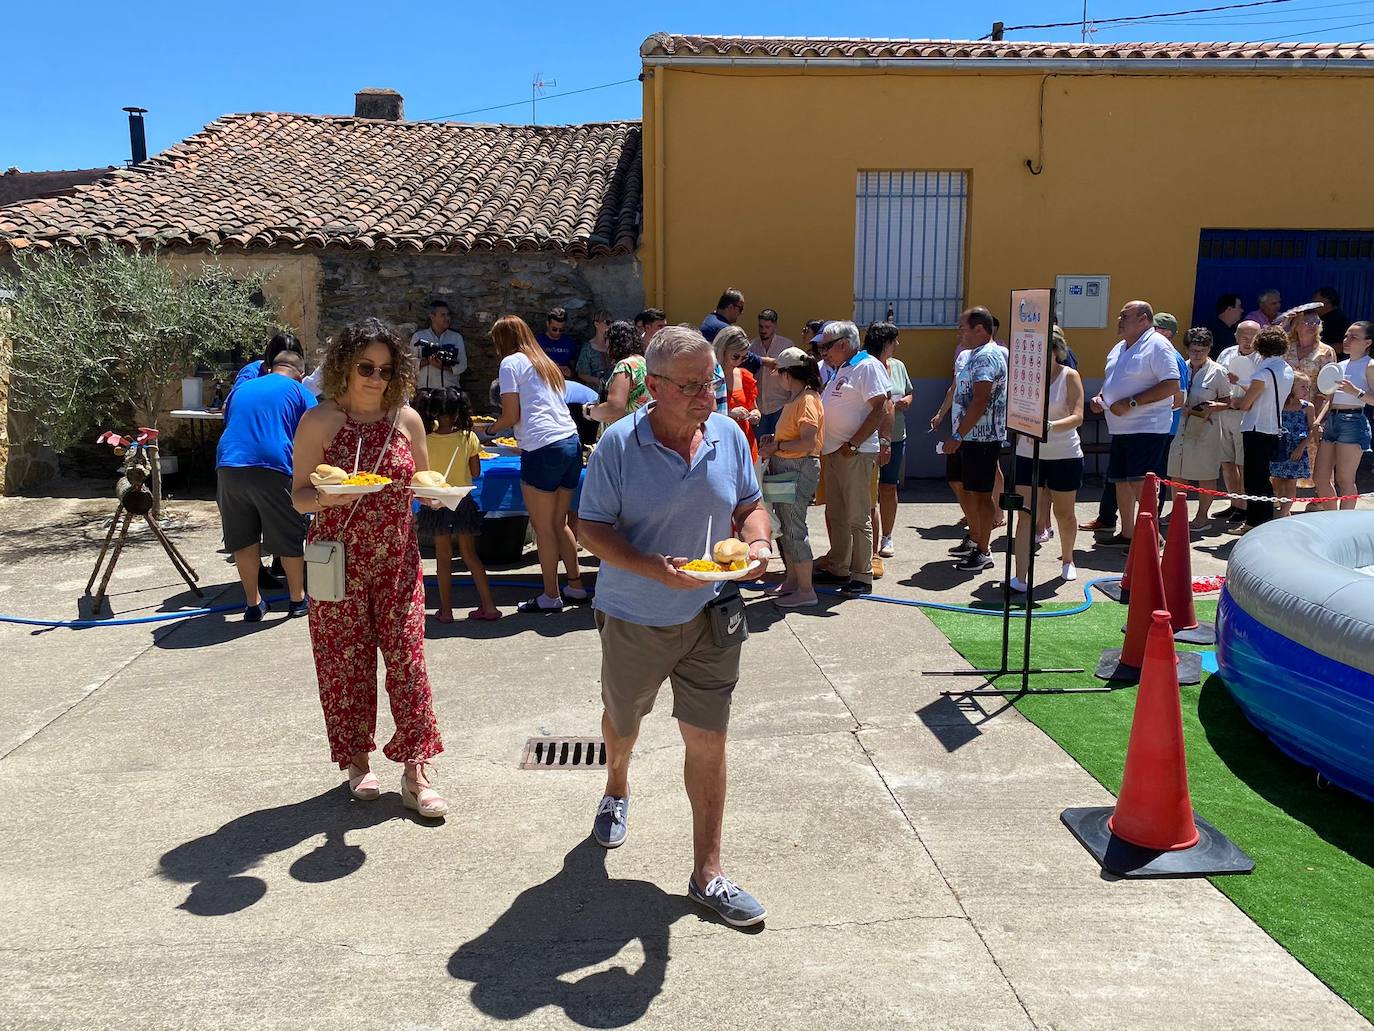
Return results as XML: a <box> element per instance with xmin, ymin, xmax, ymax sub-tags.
<box><xmin>927</xmin><ymin>289</ymin><xmax>1098</xmax><ymax>697</ymax></box>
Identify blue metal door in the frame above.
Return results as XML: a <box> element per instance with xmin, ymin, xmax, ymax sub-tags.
<box><xmin>1190</xmin><ymin>229</ymin><xmax>1374</xmax><ymax>329</ymax></box>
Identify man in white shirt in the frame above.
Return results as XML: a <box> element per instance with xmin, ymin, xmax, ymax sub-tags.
<box><xmin>411</xmin><ymin>300</ymin><xmax>468</xmax><ymax>391</ymax></box>
<box><xmin>1213</xmin><ymin>319</ymin><xmax>1261</xmax><ymax>522</ymax></box>
<box><xmin>814</xmin><ymin>320</ymin><xmax>891</xmax><ymax>595</ymax></box>
<box><xmin>1091</xmin><ymin>300</ymin><xmax>1181</xmax><ymax>545</ymax></box>
<box><xmin>749</xmin><ymin>308</ymin><xmax>795</xmax><ymax>437</ymax></box>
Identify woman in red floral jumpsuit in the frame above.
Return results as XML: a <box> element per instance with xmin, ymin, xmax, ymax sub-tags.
<box><xmin>292</xmin><ymin>318</ymin><xmax>448</xmax><ymax>818</ymax></box>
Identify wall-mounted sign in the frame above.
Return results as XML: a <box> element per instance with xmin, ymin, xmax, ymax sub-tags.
<box><xmin>1055</xmin><ymin>275</ymin><xmax>1110</xmax><ymax>328</ymax></box>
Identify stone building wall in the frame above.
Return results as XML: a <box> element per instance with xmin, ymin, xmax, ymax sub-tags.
<box><xmin>0</xmin><ymin>311</ymin><xmax>59</xmax><ymax>493</ymax></box>
<box><xmin>318</xmin><ymin>251</ymin><xmax>644</xmax><ymax>400</ymax></box>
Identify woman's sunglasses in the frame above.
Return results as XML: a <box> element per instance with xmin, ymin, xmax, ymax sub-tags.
<box><xmin>355</xmin><ymin>361</ymin><xmax>395</xmax><ymax>382</ymax></box>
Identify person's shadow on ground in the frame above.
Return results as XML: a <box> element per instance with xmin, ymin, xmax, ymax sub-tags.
<box><xmin>158</xmin><ymin>786</ymin><xmax>397</xmax><ymax>916</ymax></box>
<box><xmin>448</xmin><ymin>836</ymin><xmax>694</xmax><ymax>1027</ymax></box>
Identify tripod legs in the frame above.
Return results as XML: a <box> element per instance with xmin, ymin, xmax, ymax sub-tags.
<box><xmin>143</xmin><ymin>515</ymin><xmax>202</xmax><ymax>597</ymax></box>
<box><xmin>90</xmin><ymin>510</ymin><xmax>134</xmax><ymax>609</ymax></box>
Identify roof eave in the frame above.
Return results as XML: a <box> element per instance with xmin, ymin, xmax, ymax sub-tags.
<box><xmin>640</xmin><ymin>55</ymin><xmax>1374</xmax><ymax>73</ymax></box>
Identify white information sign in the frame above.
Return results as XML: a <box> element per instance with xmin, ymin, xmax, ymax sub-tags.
<box><xmin>1007</xmin><ymin>288</ymin><xmax>1055</xmax><ymax>441</ymax></box>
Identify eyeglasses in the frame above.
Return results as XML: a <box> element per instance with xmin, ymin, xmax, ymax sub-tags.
<box><xmin>817</xmin><ymin>339</ymin><xmax>835</xmax><ymax>351</ymax></box>
<box><xmin>355</xmin><ymin>361</ymin><xmax>395</xmax><ymax>382</ymax></box>
<box><xmin>650</xmin><ymin>373</ymin><xmax>725</xmax><ymax>397</ymax></box>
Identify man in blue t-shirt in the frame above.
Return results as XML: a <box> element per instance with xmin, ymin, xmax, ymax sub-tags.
<box><xmin>535</xmin><ymin>306</ymin><xmax>580</xmax><ymax>379</ymax></box>
<box><xmin>215</xmin><ymin>351</ymin><xmax>317</xmax><ymax>621</ymax></box>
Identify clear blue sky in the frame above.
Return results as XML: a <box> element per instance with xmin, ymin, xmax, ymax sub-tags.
<box><xmin>5</xmin><ymin>0</ymin><xmax>1373</xmax><ymax>171</ymax></box>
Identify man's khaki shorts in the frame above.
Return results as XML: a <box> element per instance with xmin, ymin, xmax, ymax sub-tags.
<box><xmin>596</xmin><ymin>610</ymin><xmax>741</xmax><ymax>737</ymax></box>
<box><xmin>1217</xmin><ymin>409</ymin><xmax>1245</xmax><ymax>466</ymax></box>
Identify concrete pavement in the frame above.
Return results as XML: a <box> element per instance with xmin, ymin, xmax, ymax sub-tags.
<box><xmin>0</xmin><ymin>480</ymin><xmax>1364</xmax><ymax>1030</ymax></box>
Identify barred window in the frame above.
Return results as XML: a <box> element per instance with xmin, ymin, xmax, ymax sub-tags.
<box><xmin>854</xmin><ymin>171</ymin><xmax>967</xmax><ymax>328</ymax></box>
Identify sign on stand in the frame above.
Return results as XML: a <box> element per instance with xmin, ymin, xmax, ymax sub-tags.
<box><xmin>1007</xmin><ymin>288</ymin><xmax>1053</xmax><ymax>440</ymax></box>
<box><xmin>927</xmin><ymin>285</ymin><xmax>1095</xmax><ymax>697</ymax></box>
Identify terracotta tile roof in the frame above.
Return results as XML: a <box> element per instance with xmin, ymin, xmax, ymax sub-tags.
<box><xmin>641</xmin><ymin>33</ymin><xmax>1374</xmax><ymax>63</ymax></box>
<box><xmin>0</xmin><ymin>116</ymin><xmax>642</xmax><ymax>257</ymax></box>
<box><xmin>0</xmin><ymin>167</ymin><xmax>117</xmax><ymax>208</ymax></box>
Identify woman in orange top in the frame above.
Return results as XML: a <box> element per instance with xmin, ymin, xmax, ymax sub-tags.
<box><xmin>760</xmin><ymin>348</ymin><xmax>825</xmax><ymax>608</ymax></box>
<box><xmin>715</xmin><ymin>325</ymin><xmax>761</xmax><ymax>460</ymax></box>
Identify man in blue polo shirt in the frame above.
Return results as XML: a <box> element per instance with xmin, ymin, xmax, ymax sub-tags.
<box><xmin>216</xmin><ymin>350</ymin><xmax>316</xmax><ymax>620</ymax></box>
<box><xmin>577</xmin><ymin>325</ymin><xmax>772</xmax><ymax>929</ymax></box>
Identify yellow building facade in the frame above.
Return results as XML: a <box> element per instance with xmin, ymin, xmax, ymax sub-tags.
<box><xmin>640</xmin><ymin>35</ymin><xmax>1374</xmax><ymax>470</ymax></box>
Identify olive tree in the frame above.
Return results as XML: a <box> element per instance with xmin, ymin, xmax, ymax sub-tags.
<box><xmin>1</xmin><ymin>246</ymin><xmax>280</xmax><ymax>512</ymax></box>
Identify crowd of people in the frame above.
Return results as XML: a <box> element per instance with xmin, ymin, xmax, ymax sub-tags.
<box><xmin>202</xmin><ymin>283</ymin><xmax>1369</xmax><ymax>929</ymax></box>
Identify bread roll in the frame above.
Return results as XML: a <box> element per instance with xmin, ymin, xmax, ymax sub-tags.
<box><xmin>712</xmin><ymin>538</ymin><xmax>750</xmax><ymax>565</ymax></box>
<box><xmin>412</xmin><ymin>470</ymin><xmax>448</xmax><ymax>488</ymax></box>
<box><xmin>310</xmin><ymin>464</ymin><xmax>348</xmax><ymax>486</ymax></box>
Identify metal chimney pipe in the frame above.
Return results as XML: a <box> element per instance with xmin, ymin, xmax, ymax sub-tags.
<box><xmin>123</xmin><ymin>106</ymin><xmax>148</xmax><ymax>165</ymax></box>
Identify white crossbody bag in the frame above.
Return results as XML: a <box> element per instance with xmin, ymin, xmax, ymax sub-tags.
<box><xmin>304</xmin><ymin>415</ymin><xmax>397</xmax><ymax>603</ymax></box>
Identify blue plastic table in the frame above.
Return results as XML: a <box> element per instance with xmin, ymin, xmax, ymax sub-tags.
<box><xmin>473</xmin><ymin>454</ymin><xmax>585</xmax><ymax>515</ymax></box>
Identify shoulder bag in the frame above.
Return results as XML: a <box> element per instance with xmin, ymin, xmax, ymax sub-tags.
<box><xmin>303</xmin><ymin>414</ymin><xmax>397</xmax><ymax>603</ymax></box>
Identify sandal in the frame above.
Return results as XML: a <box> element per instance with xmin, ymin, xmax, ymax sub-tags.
<box><xmin>517</xmin><ymin>596</ymin><xmax>564</xmax><ymax>614</ymax></box>
<box><xmin>401</xmin><ymin>763</ymin><xmax>449</xmax><ymax>819</ymax></box>
<box><xmin>346</xmin><ymin>762</ymin><xmax>380</xmax><ymax>801</ymax></box>
<box><xmin>467</xmin><ymin>608</ymin><xmax>501</xmax><ymax>621</ymax></box>
<box><xmin>434</xmin><ymin>608</ymin><xmax>454</xmax><ymax>624</ymax></box>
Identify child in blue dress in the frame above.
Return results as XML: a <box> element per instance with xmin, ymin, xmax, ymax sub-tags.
<box><xmin>1270</xmin><ymin>372</ymin><xmax>1316</xmax><ymax>518</ymax></box>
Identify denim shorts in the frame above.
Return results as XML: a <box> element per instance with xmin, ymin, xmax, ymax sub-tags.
<box><xmin>878</xmin><ymin>439</ymin><xmax>907</xmax><ymax>486</ymax></box>
<box><xmin>1107</xmin><ymin>432</ymin><xmax>1171</xmax><ymax>483</ymax></box>
<box><xmin>520</xmin><ymin>434</ymin><xmax>583</xmax><ymax>492</ymax></box>
<box><xmin>1323</xmin><ymin>409</ymin><xmax>1372</xmax><ymax>449</ymax></box>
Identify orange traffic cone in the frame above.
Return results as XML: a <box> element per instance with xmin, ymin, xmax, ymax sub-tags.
<box><xmin>1162</xmin><ymin>489</ymin><xmax>1199</xmax><ymax>632</ymax></box>
<box><xmin>1108</xmin><ymin>610</ymin><xmax>1199</xmax><ymax>850</ymax></box>
<box><xmin>1119</xmin><ymin>509</ymin><xmax>1165</xmax><ymax>670</ymax></box>
<box><xmin>1117</xmin><ymin>473</ymin><xmax>1159</xmax><ymax>599</ymax></box>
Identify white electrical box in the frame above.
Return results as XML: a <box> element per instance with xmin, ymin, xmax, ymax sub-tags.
<box><xmin>1055</xmin><ymin>275</ymin><xmax>1111</xmax><ymax>328</ymax></box>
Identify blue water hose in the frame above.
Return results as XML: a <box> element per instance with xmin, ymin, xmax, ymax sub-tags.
<box><xmin>0</xmin><ymin>575</ymin><xmax>1117</xmax><ymax>630</ymax></box>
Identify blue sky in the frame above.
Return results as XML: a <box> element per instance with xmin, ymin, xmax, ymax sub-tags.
<box><xmin>5</xmin><ymin>0</ymin><xmax>1373</xmax><ymax>171</ymax></box>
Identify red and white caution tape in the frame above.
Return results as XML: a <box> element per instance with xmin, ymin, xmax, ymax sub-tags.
<box><xmin>1157</xmin><ymin>477</ymin><xmax>1374</xmax><ymax>507</ymax></box>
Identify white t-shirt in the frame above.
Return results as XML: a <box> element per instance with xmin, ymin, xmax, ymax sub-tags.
<box><xmin>749</xmin><ymin>333</ymin><xmax>796</xmax><ymax>415</ymax></box>
<box><xmin>1217</xmin><ymin>345</ymin><xmax>1258</xmax><ymax>400</ymax></box>
<box><xmin>411</xmin><ymin>328</ymin><xmax>468</xmax><ymax>390</ymax></box>
<box><xmin>1101</xmin><ymin>329</ymin><xmax>1181</xmax><ymax>434</ymax></box>
<box><xmin>821</xmin><ymin>353</ymin><xmax>892</xmax><ymax>455</ymax></box>
<box><xmin>1240</xmin><ymin>356</ymin><xmax>1294</xmax><ymax>435</ymax></box>
<box><xmin>497</xmin><ymin>352</ymin><xmax>577</xmax><ymax>452</ymax></box>
<box><xmin>1332</xmin><ymin>355</ymin><xmax>1372</xmax><ymax>408</ymax></box>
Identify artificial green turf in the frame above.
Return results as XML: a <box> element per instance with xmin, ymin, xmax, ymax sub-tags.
<box><xmin>927</xmin><ymin>598</ymin><xmax>1374</xmax><ymax>1021</ymax></box>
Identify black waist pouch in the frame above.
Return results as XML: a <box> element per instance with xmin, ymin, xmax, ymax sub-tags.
<box><xmin>705</xmin><ymin>585</ymin><xmax>749</xmax><ymax>648</ymax></box>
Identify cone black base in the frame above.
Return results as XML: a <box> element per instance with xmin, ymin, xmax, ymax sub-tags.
<box><xmin>77</xmin><ymin>594</ymin><xmax>114</xmax><ymax>621</ymax></box>
<box><xmin>1095</xmin><ymin>648</ymin><xmax>1202</xmax><ymax>684</ymax></box>
<box><xmin>1061</xmin><ymin>806</ymin><xmax>1255</xmax><ymax>878</ymax></box>
<box><xmin>1173</xmin><ymin>621</ymin><xmax>1216</xmax><ymax>645</ymax></box>
<box><xmin>1094</xmin><ymin>580</ymin><xmax>1128</xmax><ymax>604</ymax></box>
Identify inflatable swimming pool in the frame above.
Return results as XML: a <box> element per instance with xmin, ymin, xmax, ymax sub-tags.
<box><xmin>1217</xmin><ymin>512</ymin><xmax>1374</xmax><ymax>804</ymax></box>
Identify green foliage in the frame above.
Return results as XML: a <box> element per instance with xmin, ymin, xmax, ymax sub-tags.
<box><xmin>1</xmin><ymin>247</ymin><xmax>280</xmax><ymax>450</ymax></box>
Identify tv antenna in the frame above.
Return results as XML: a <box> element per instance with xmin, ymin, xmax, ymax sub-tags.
<box><xmin>532</xmin><ymin>73</ymin><xmax>557</xmax><ymax>124</ymax></box>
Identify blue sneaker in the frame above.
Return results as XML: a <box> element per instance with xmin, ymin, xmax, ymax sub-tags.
<box><xmin>592</xmin><ymin>795</ymin><xmax>628</xmax><ymax>849</ymax></box>
<box><xmin>287</xmin><ymin>597</ymin><xmax>309</xmax><ymax>619</ymax></box>
<box><xmin>243</xmin><ymin>599</ymin><xmax>268</xmax><ymax>623</ymax></box>
<box><xmin>688</xmin><ymin>874</ymin><xmax>767</xmax><ymax>928</ymax></box>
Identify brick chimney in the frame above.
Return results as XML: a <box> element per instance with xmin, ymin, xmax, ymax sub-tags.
<box><xmin>354</xmin><ymin>88</ymin><xmax>404</xmax><ymax>121</ymax></box>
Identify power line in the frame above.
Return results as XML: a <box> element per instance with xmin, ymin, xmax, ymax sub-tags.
<box><xmin>421</xmin><ymin>77</ymin><xmax>640</xmax><ymax>122</ymax></box>
<box><xmin>1252</xmin><ymin>14</ymin><xmax>1374</xmax><ymax>34</ymax></box>
<box><xmin>997</xmin><ymin>0</ymin><xmax>1304</xmax><ymax>33</ymax></box>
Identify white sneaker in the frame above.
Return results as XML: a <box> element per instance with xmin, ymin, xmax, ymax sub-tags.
<box><xmin>1061</xmin><ymin>562</ymin><xmax>1078</xmax><ymax>582</ymax></box>
<box><xmin>879</xmin><ymin>536</ymin><xmax>895</xmax><ymax>558</ymax></box>
<box><xmin>1008</xmin><ymin>576</ymin><xmax>1029</xmax><ymax>593</ymax></box>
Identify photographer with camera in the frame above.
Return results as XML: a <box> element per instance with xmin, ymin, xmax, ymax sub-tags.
<box><xmin>411</xmin><ymin>299</ymin><xmax>468</xmax><ymax>391</ymax></box>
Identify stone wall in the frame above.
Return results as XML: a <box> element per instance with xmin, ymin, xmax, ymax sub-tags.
<box><xmin>318</xmin><ymin>251</ymin><xmax>644</xmax><ymax>397</ymax></box>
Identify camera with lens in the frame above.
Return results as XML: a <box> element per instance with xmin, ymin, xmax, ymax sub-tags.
<box><xmin>421</xmin><ymin>342</ymin><xmax>460</xmax><ymax>367</ymax></box>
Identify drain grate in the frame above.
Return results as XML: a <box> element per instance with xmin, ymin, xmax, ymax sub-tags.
<box><xmin>519</xmin><ymin>737</ymin><xmax>607</xmax><ymax>770</ymax></box>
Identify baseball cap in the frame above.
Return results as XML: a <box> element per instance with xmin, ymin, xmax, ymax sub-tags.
<box><xmin>774</xmin><ymin>346</ymin><xmax>811</xmax><ymax>370</ymax></box>
<box><xmin>1153</xmin><ymin>312</ymin><xmax>1179</xmax><ymax>334</ymax></box>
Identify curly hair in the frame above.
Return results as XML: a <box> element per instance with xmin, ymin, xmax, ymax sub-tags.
<box><xmin>1255</xmin><ymin>325</ymin><xmax>1289</xmax><ymax>358</ymax></box>
<box><xmin>320</xmin><ymin>317</ymin><xmax>417</xmax><ymax>408</ymax></box>
<box><xmin>607</xmin><ymin>320</ymin><xmax>641</xmax><ymax>364</ymax></box>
